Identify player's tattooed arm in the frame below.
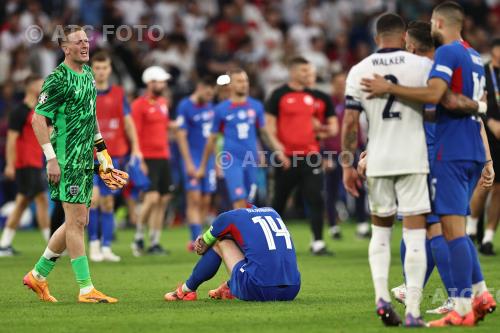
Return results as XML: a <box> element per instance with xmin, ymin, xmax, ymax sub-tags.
<box><xmin>341</xmin><ymin>108</ymin><xmax>362</xmax><ymax>197</ymax></box>
<box><xmin>440</xmin><ymin>91</ymin><xmax>486</xmax><ymax>116</ymax></box>
<box><xmin>340</xmin><ymin>109</ymin><xmax>359</xmax><ymax>165</ymax></box>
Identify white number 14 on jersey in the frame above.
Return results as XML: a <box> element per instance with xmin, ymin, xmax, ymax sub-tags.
<box><xmin>252</xmin><ymin>216</ymin><xmax>292</xmax><ymax>250</ymax></box>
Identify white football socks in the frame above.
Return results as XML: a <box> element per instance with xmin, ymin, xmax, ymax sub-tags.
<box><xmin>369</xmin><ymin>225</ymin><xmax>392</xmax><ymax>304</ymax></box>
<box><xmin>403</xmin><ymin>228</ymin><xmax>427</xmax><ymax>318</ymax></box>
<box><xmin>0</xmin><ymin>227</ymin><xmax>16</xmax><ymax>248</ymax></box>
<box><xmin>453</xmin><ymin>297</ymin><xmax>472</xmax><ymax>316</ymax></box>
<box><xmin>482</xmin><ymin>229</ymin><xmax>495</xmax><ymax>244</ymax></box>
<box><xmin>466</xmin><ymin>216</ymin><xmax>478</xmax><ymax>236</ymax></box>
<box><xmin>472</xmin><ymin>281</ymin><xmax>488</xmax><ymax>297</ymax></box>
<box><xmin>41</xmin><ymin>228</ymin><xmax>51</xmax><ymax>242</ymax></box>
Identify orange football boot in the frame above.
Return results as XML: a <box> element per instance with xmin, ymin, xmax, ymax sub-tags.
<box><xmin>23</xmin><ymin>271</ymin><xmax>58</xmax><ymax>302</ymax></box>
<box><xmin>208</xmin><ymin>281</ymin><xmax>235</xmax><ymax>300</ymax></box>
<box><xmin>473</xmin><ymin>291</ymin><xmax>497</xmax><ymax>323</ymax></box>
<box><xmin>164</xmin><ymin>285</ymin><xmax>197</xmax><ymax>301</ymax></box>
<box><xmin>78</xmin><ymin>288</ymin><xmax>118</xmax><ymax>303</ymax></box>
<box><xmin>429</xmin><ymin>310</ymin><xmax>475</xmax><ymax>327</ymax></box>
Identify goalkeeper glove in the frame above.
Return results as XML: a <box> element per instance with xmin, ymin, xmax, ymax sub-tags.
<box><xmin>95</xmin><ymin>136</ymin><xmax>114</xmax><ymax>172</ymax></box>
<box><xmin>94</xmin><ymin>164</ymin><xmax>129</xmax><ymax>190</ymax></box>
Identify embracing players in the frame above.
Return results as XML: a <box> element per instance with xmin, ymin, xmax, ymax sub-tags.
<box><xmin>23</xmin><ymin>26</ymin><xmax>128</xmax><ymax>303</ymax></box>
<box><xmin>362</xmin><ymin>2</ymin><xmax>496</xmax><ymax>326</ymax></box>
<box><xmin>176</xmin><ymin>77</ymin><xmax>216</xmax><ymax>250</ymax></box>
<box><xmin>164</xmin><ymin>205</ymin><xmax>300</xmax><ymax>302</ymax></box>
<box><xmin>342</xmin><ymin>13</ymin><xmax>433</xmax><ymax>327</ymax></box>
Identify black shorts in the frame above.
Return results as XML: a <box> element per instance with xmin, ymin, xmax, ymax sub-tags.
<box><xmin>16</xmin><ymin>167</ymin><xmax>46</xmax><ymax>199</ymax></box>
<box><xmin>492</xmin><ymin>147</ymin><xmax>500</xmax><ymax>183</ymax></box>
<box><xmin>144</xmin><ymin>158</ymin><xmax>174</xmax><ymax>195</ymax></box>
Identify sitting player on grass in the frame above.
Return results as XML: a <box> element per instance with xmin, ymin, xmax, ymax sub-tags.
<box><xmin>164</xmin><ymin>205</ymin><xmax>301</xmax><ymax>301</ymax></box>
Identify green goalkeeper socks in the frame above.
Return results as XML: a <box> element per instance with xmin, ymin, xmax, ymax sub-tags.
<box><xmin>71</xmin><ymin>256</ymin><xmax>93</xmax><ymax>291</ymax></box>
<box><xmin>33</xmin><ymin>256</ymin><xmax>56</xmax><ymax>279</ymax></box>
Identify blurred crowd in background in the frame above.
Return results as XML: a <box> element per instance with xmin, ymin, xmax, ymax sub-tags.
<box><xmin>1</xmin><ymin>0</ymin><xmax>500</xmax><ymax>229</ymax></box>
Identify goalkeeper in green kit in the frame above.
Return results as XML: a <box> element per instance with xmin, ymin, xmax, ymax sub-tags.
<box><xmin>23</xmin><ymin>26</ymin><xmax>129</xmax><ymax>303</ymax></box>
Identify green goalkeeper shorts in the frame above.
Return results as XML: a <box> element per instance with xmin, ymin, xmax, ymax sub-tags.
<box><xmin>49</xmin><ymin>168</ymin><xmax>94</xmax><ymax>207</ymax></box>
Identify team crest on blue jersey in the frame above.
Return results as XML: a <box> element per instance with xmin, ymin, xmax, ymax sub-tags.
<box><xmin>247</xmin><ymin>109</ymin><xmax>256</xmax><ymax>118</ymax></box>
<box><xmin>238</xmin><ymin>110</ymin><xmax>247</xmax><ymax>119</ymax></box>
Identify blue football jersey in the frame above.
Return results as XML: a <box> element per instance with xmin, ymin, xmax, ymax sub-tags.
<box><xmin>211</xmin><ymin>97</ymin><xmax>265</xmax><ymax>161</ymax></box>
<box><xmin>428</xmin><ymin>40</ymin><xmax>486</xmax><ymax>162</ymax></box>
<box><xmin>203</xmin><ymin>207</ymin><xmax>301</xmax><ymax>287</ymax></box>
<box><xmin>176</xmin><ymin>97</ymin><xmax>215</xmax><ymax>166</ymax></box>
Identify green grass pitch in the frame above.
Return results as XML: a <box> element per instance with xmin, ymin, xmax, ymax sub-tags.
<box><xmin>1</xmin><ymin>222</ymin><xmax>498</xmax><ymax>332</ymax></box>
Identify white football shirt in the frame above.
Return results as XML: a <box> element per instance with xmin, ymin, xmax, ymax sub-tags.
<box><xmin>345</xmin><ymin>49</ymin><xmax>432</xmax><ymax>177</ymax></box>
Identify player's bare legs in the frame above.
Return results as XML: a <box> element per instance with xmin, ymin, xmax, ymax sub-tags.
<box><xmin>480</xmin><ymin>183</ymin><xmax>500</xmax><ymax>255</ymax></box>
<box><xmin>133</xmin><ymin>191</ymin><xmax>157</xmax><ymax>255</ymax></box>
<box><xmin>0</xmin><ymin>194</ymin><xmax>30</xmax><ymax>255</ymax></box>
<box><xmin>147</xmin><ymin>193</ymin><xmax>170</xmax><ymax>254</ymax></box>
<box><xmin>466</xmin><ymin>185</ymin><xmax>489</xmax><ymax>238</ymax></box>
<box><xmin>201</xmin><ymin>194</ymin><xmax>212</xmax><ymax>223</ymax></box>
<box><xmin>186</xmin><ymin>190</ymin><xmax>203</xmax><ymax>250</ymax></box>
<box><xmin>64</xmin><ymin>203</ymin><xmax>87</xmax><ymax>258</ymax></box>
<box><xmin>33</xmin><ymin>193</ymin><xmax>50</xmax><ymax>241</ymax></box>
<box><xmin>212</xmin><ymin>239</ymin><xmax>245</xmax><ymax>274</ymax></box>
<box><xmin>88</xmin><ymin>187</ymin><xmax>103</xmax><ymax>261</ymax></box>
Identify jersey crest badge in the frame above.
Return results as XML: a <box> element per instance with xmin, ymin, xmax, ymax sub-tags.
<box><xmin>69</xmin><ymin>185</ymin><xmax>80</xmax><ymax>196</ymax></box>
<box><xmin>38</xmin><ymin>92</ymin><xmax>48</xmax><ymax>104</ymax></box>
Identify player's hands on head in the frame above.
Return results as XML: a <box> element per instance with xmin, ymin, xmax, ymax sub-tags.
<box><xmin>46</xmin><ymin>158</ymin><xmax>61</xmax><ymax>184</ymax></box>
<box><xmin>357</xmin><ymin>151</ymin><xmax>367</xmax><ymax>180</ymax></box>
<box><xmin>99</xmin><ymin>166</ymin><xmax>129</xmax><ymax>190</ymax></box>
<box><xmin>194</xmin><ymin>236</ymin><xmax>209</xmax><ymax>255</ymax></box>
<box><xmin>343</xmin><ymin>166</ymin><xmax>362</xmax><ymax>197</ymax></box>
<box><xmin>361</xmin><ymin>74</ymin><xmax>391</xmax><ymax>99</ymax></box>
<box><xmin>4</xmin><ymin>164</ymin><xmax>15</xmax><ymax>180</ymax></box>
<box><xmin>480</xmin><ymin>162</ymin><xmax>495</xmax><ymax>189</ymax></box>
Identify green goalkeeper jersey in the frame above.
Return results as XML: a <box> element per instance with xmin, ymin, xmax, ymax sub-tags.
<box><xmin>35</xmin><ymin>62</ymin><xmax>97</xmax><ymax>170</ymax></box>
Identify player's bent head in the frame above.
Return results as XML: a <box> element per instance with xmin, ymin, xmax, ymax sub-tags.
<box><xmin>406</xmin><ymin>20</ymin><xmax>433</xmax><ymax>54</ymax></box>
<box><xmin>57</xmin><ymin>25</ymin><xmax>89</xmax><ymax>63</ymax></box>
<box><xmin>195</xmin><ymin>76</ymin><xmax>215</xmax><ymax>103</ymax></box>
<box><xmin>432</xmin><ymin>1</ymin><xmax>464</xmax><ymax>29</ymax></box>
